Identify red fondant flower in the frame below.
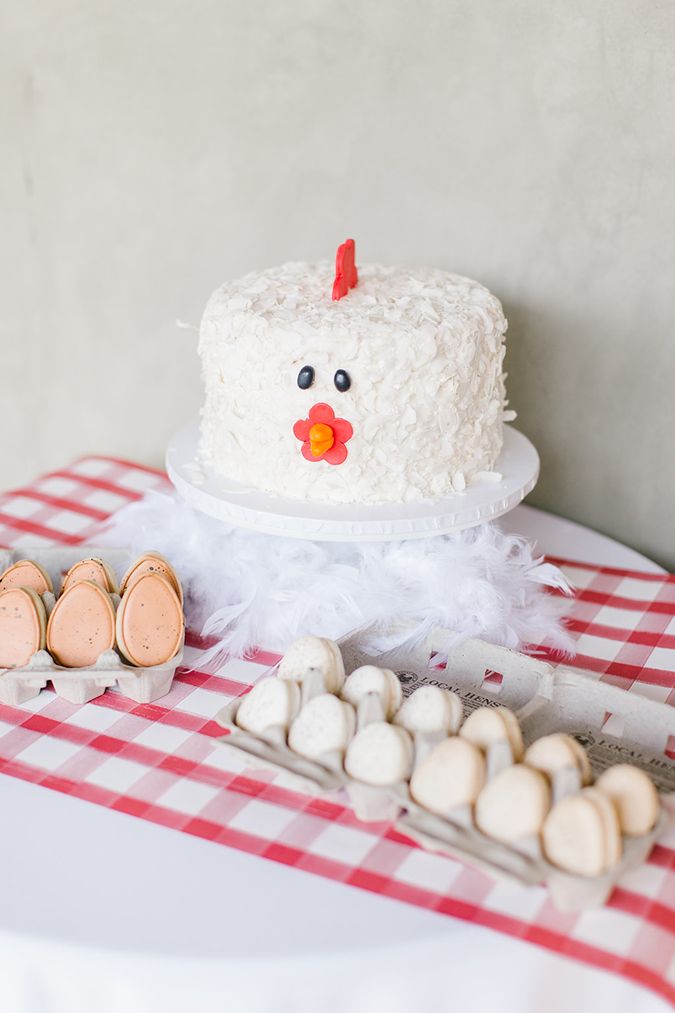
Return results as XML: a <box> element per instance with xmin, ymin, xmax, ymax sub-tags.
<box><xmin>293</xmin><ymin>403</ymin><xmax>353</xmax><ymax>465</ymax></box>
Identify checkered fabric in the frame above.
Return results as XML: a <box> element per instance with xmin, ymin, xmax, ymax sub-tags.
<box><xmin>0</xmin><ymin>456</ymin><xmax>673</xmax><ymax>1005</ymax></box>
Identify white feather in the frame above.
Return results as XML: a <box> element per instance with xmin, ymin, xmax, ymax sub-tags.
<box><xmin>97</xmin><ymin>493</ymin><xmax>574</xmax><ymax>659</ymax></box>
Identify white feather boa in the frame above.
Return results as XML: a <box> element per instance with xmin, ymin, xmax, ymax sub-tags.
<box><xmin>97</xmin><ymin>493</ymin><xmax>574</xmax><ymax>659</ymax></box>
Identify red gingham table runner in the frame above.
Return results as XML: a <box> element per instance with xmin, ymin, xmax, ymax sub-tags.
<box><xmin>0</xmin><ymin>456</ymin><xmax>673</xmax><ymax>1005</ymax></box>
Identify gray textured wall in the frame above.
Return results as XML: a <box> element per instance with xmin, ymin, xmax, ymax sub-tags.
<box><xmin>2</xmin><ymin>0</ymin><xmax>674</xmax><ymax>565</ymax></box>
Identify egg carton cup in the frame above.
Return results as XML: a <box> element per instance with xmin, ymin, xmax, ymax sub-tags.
<box><xmin>341</xmin><ymin>690</ymin><xmax>410</xmax><ymax>822</ymax></box>
<box><xmin>215</xmin><ymin>670</ymin><xmax>348</xmax><ymax>795</ymax></box>
<box><xmin>0</xmin><ymin>547</ymin><xmax>184</xmax><ymax>705</ymax></box>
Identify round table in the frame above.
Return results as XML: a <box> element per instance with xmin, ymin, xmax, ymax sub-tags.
<box><xmin>0</xmin><ymin>506</ymin><xmax>668</xmax><ymax>1013</ymax></box>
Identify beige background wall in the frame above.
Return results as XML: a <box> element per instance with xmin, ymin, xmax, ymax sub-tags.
<box><xmin>2</xmin><ymin>0</ymin><xmax>674</xmax><ymax>566</ymax></box>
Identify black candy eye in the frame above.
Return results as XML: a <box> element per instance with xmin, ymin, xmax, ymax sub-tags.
<box><xmin>334</xmin><ymin>369</ymin><xmax>351</xmax><ymax>392</ymax></box>
<box><xmin>297</xmin><ymin>365</ymin><xmax>314</xmax><ymax>389</ymax></box>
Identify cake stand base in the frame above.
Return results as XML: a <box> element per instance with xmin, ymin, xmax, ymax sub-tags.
<box><xmin>165</xmin><ymin>423</ymin><xmax>539</xmax><ymax>543</ymax></box>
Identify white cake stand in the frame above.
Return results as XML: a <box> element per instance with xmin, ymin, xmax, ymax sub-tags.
<box><xmin>165</xmin><ymin>422</ymin><xmax>539</xmax><ymax>542</ymax></box>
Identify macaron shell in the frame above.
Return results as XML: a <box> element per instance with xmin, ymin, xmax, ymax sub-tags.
<box><xmin>475</xmin><ymin>764</ymin><xmax>551</xmax><ymax>842</ymax></box>
<box><xmin>497</xmin><ymin>708</ymin><xmax>524</xmax><ymax>761</ymax></box>
<box><xmin>568</xmin><ymin>738</ymin><xmax>593</xmax><ymax>786</ymax></box>
<box><xmin>62</xmin><ymin>558</ymin><xmax>118</xmax><ymax>595</ymax></box>
<box><xmin>344</xmin><ymin>722</ymin><xmax>414</xmax><ymax>786</ymax></box>
<box><xmin>0</xmin><ymin>587</ymin><xmax>47</xmax><ymax>668</ymax></box>
<box><xmin>394</xmin><ymin>686</ymin><xmax>463</xmax><ymax>735</ymax></box>
<box><xmin>120</xmin><ymin>553</ymin><xmax>183</xmax><ymax>605</ymax></box>
<box><xmin>525</xmin><ymin>734</ymin><xmax>593</xmax><ymax>788</ymax></box>
<box><xmin>325</xmin><ymin>639</ymin><xmax>346</xmax><ymax>692</ymax></box>
<box><xmin>525</xmin><ymin>734</ymin><xmax>581</xmax><ymax>775</ymax></box>
<box><xmin>384</xmin><ymin>669</ymin><xmax>403</xmax><ymax>716</ymax></box>
<box><xmin>237</xmin><ymin>678</ymin><xmax>301</xmax><ymax>735</ymax></box>
<box><xmin>288</xmin><ymin>694</ymin><xmax>356</xmax><ymax>760</ymax></box>
<box><xmin>595</xmin><ymin>765</ymin><xmax>660</xmax><ymax>837</ymax></box>
<box><xmin>0</xmin><ymin>559</ymin><xmax>53</xmax><ymax>595</ymax></box>
<box><xmin>584</xmin><ymin>787</ymin><xmax>623</xmax><ymax>866</ymax></box>
<box><xmin>444</xmin><ymin>690</ymin><xmax>464</xmax><ymax>734</ymax></box>
<box><xmin>46</xmin><ymin>580</ymin><xmax>116</xmax><ymax>668</ymax></box>
<box><xmin>116</xmin><ymin>572</ymin><xmax>184</xmax><ymax>668</ymax></box>
<box><xmin>542</xmin><ymin>789</ymin><xmax>621</xmax><ymax>877</ymax></box>
<box><xmin>459</xmin><ymin>706</ymin><xmax>524</xmax><ymax>761</ymax></box>
<box><xmin>342</xmin><ymin>666</ymin><xmax>402</xmax><ymax>719</ymax></box>
<box><xmin>277</xmin><ymin>635</ymin><xmax>345</xmax><ymax>693</ymax></box>
<box><xmin>410</xmin><ymin>737</ymin><xmax>486</xmax><ymax>814</ymax></box>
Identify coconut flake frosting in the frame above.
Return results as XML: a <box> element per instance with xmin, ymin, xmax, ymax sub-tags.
<box><xmin>198</xmin><ymin>260</ymin><xmax>511</xmax><ymax>504</ymax></box>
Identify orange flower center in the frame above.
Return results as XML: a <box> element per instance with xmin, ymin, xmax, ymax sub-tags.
<box><xmin>308</xmin><ymin>422</ymin><xmax>335</xmax><ymax>457</ymax></box>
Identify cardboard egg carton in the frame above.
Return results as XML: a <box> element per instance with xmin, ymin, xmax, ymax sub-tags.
<box><xmin>345</xmin><ymin>626</ymin><xmax>674</xmax><ymax>910</ymax></box>
<box><xmin>215</xmin><ymin>623</ymin><xmax>674</xmax><ymax>910</ymax></box>
<box><xmin>0</xmin><ymin>548</ymin><xmax>184</xmax><ymax>705</ymax></box>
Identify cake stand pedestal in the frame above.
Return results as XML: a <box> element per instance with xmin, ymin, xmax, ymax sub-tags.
<box><xmin>165</xmin><ymin>422</ymin><xmax>539</xmax><ymax>542</ymax></box>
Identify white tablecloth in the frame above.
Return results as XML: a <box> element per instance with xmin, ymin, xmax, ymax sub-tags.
<box><xmin>0</xmin><ymin>505</ymin><xmax>669</xmax><ymax>1013</ymax></box>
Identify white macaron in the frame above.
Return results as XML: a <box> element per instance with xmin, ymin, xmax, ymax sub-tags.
<box><xmin>394</xmin><ymin>685</ymin><xmax>463</xmax><ymax>736</ymax></box>
<box><xmin>345</xmin><ymin>722</ymin><xmax>414</xmax><ymax>787</ymax></box>
<box><xmin>342</xmin><ymin>665</ymin><xmax>403</xmax><ymax>719</ymax></box>
<box><xmin>288</xmin><ymin>694</ymin><xmax>356</xmax><ymax>761</ymax></box>
<box><xmin>277</xmin><ymin>635</ymin><xmax>345</xmax><ymax>694</ymax></box>
<box><xmin>475</xmin><ymin>764</ymin><xmax>551</xmax><ymax>842</ymax></box>
<box><xmin>410</xmin><ymin>736</ymin><xmax>486</xmax><ymax>815</ymax></box>
<box><xmin>524</xmin><ymin>733</ymin><xmax>592</xmax><ymax>785</ymax></box>
<box><xmin>595</xmin><ymin>764</ymin><xmax>660</xmax><ymax>837</ymax></box>
<box><xmin>460</xmin><ymin>706</ymin><xmax>524</xmax><ymax>762</ymax></box>
<box><xmin>543</xmin><ymin>786</ymin><xmax>623</xmax><ymax>876</ymax></box>
<box><xmin>236</xmin><ymin>677</ymin><xmax>302</xmax><ymax>737</ymax></box>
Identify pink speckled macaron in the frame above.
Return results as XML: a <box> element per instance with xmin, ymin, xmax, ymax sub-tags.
<box><xmin>0</xmin><ymin>559</ymin><xmax>53</xmax><ymax>596</ymax></box>
<box><xmin>0</xmin><ymin>586</ymin><xmax>47</xmax><ymax>668</ymax></box>
<box><xmin>119</xmin><ymin>553</ymin><xmax>183</xmax><ymax>605</ymax></box>
<box><xmin>116</xmin><ymin>572</ymin><xmax>184</xmax><ymax>668</ymax></box>
<box><xmin>46</xmin><ymin>580</ymin><xmax>116</xmax><ymax>668</ymax></box>
<box><xmin>61</xmin><ymin>557</ymin><xmax>118</xmax><ymax>596</ymax></box>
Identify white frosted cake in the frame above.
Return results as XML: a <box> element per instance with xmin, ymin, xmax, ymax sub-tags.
<box><xmin>198</xmin><ymin>241</ymin><xmax>512</xmax><ymax>504</ymax></box>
